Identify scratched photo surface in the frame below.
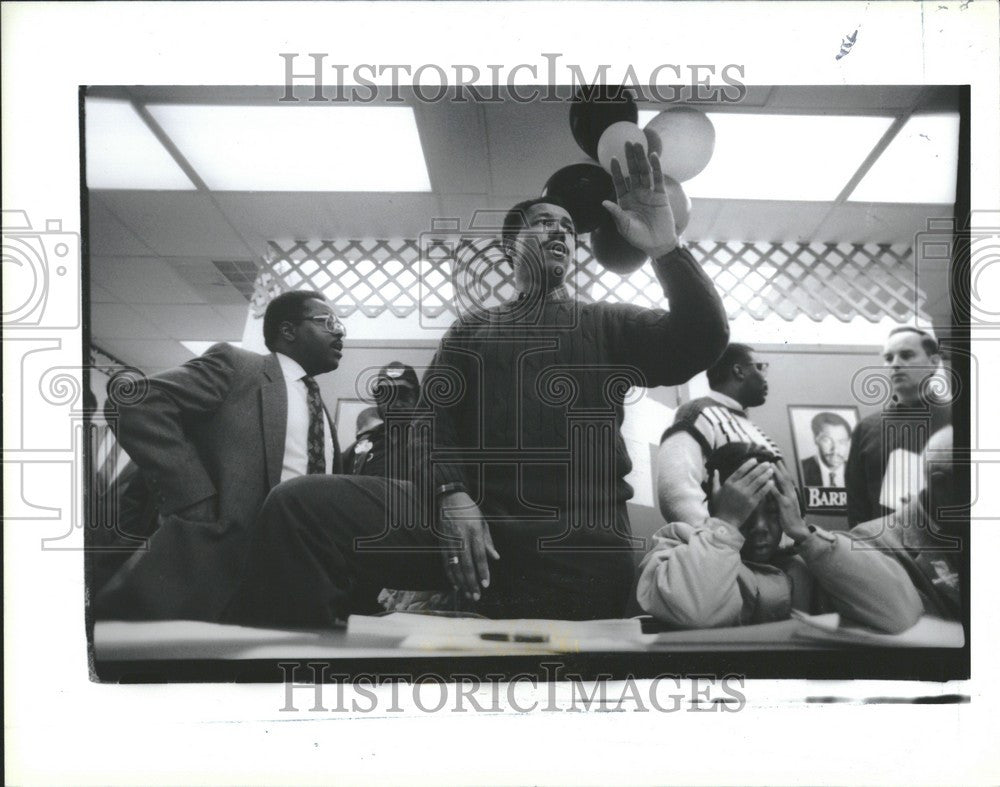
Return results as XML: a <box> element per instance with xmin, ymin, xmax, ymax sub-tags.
<box><xmin>79</xmin><ymin>83</ymin><xmax>969</xmax><ymax>682</ymax></box>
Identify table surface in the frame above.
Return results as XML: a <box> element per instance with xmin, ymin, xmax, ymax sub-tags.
<box><xmin>93</xmin><ymin>613</ymin><xmax>964</xmax><ymax>662</ymax></box>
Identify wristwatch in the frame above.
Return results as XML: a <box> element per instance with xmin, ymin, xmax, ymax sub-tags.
<box><xmin>435</xmin><ymin>482</ymin><xmax>467</xmax><ymax>501</ymax></box>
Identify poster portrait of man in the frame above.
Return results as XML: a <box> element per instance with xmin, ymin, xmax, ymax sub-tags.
<box><xmin>788</xmin><ymin>406</ymin><xmax>860</xmax><ymax>512</ymax></box>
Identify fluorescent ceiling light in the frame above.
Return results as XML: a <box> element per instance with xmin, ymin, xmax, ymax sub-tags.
<box><xmin>638</xmin><ymin>110</ymin><xmax>894</xmax><ymax>201</ymax></box>
<box><xmin>848</xmin><ymin>114</ymin><xmax>959</xmax><ymax>204</ymax></box>
<box><xmin>146</xmin><ymin>105</ymin><xmax>432</xmax><ymax>192</ymax></box>
<box><xmin>181</xmin><ymin>340</ymin><xmax>243</xmax><ymax>356</ymax></box>
<box><xmin>85</xmin><ymin>98</ymin><xmax>196</xmax><ymax>190</ymax></box>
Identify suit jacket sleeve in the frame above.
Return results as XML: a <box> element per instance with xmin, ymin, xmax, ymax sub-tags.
<box><xmin>602</xmin><ymin>246</ymin><xmax>729</xmax><ymax>387</ymax></box>
<box><xmin>116</xmin><ymin>343</ymin><xmax>242</xmax><ymax>516</ymax></box>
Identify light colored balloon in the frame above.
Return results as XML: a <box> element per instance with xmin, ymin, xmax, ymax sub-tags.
<box><xmin>597</xmin><ymin>121</ymin><xmax>648</xmax><ymax>174</ymax></box>
<box><xmin>645</xmin><ymin>108</ymin><xmax>715</xmax><ymax>182</ymax></box>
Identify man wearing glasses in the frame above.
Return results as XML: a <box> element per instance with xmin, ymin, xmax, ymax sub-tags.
<box><xmin>656</xmin><ymin>343</ymin><xmax>783</xmax><ymax>528</ymax></box>
<box><xmin>94</xmin><ymin>290</ymin><xmax>346</xmax><ymax>621</ymax></box>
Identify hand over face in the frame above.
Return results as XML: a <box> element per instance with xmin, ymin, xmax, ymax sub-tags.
<box><xmin>711</xmin><ymin>459</ymin><xmax>774</xmax><ymax>530</ymax></box>
<box><xmin>438</xmin><ymin>491</ymin><xmax>500</xmax><ymax>601</ymax></box>
<box><xmin>601</xmin><ymin>142</ymin><xmax>681</xmax><ymax>259</ymax></box>
<box><xmin>771</xmin><ymin>461</ymin><xmax>810</xmax><ymax>542</ymax></box>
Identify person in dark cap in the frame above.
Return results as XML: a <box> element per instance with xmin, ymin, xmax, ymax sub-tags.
<box><xmin>342</xmin><ymin>362</ymin><xmax>420</xmax><ymax>478</ymax></box>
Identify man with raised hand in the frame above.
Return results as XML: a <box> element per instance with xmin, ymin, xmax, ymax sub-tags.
<box><xmin>228</xmin><ymin>143</ymin><xmax>728</xmax><ymax>626</ymax></box>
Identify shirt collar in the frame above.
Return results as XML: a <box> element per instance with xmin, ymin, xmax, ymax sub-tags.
<box><xmin>707</xmin><ymin>389</ymin><xmax>746</xmax><ymax>413</ymax></box>
<box><xmin>275</xmin><ymin>351</ymin><xmax>309</xmax><ymax>383</ymax></box>
<box><xmin>514</xmin><ymin>283</ymin><xmax>571</xmax><ymax>304</ymax></box>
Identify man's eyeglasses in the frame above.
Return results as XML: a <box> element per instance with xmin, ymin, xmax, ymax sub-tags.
<box><xmin>301</xmin><ymin>314</ymin><xmax>346</xmax><ymax>335</ymax></box>
<box><xmin>740</xmin><ymin>362</ymin><xmax>769</xmax><ymax>376</ymax></box>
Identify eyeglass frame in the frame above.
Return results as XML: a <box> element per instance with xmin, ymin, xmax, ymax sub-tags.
<box><xmin>299</xmin><ymin>314</ymin><xmax>346</xmax><ymax>335</ymax></box>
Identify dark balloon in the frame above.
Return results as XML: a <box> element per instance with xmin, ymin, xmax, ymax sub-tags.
<box><xmin>590</xmin><ymin>217</ymin><xmax>647</xmax><ymax>274</ymax></box>
<box><xmin>542</xmin><ymin>163</ymin><xmax>615</xmax><ymax>234</ymax></box>
<box><xmin>569</xmin><ymin>85</ymin><xmax>638</xmax><ymax>161</ymax></box>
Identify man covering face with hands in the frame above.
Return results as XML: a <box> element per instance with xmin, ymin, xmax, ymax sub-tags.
<box><xmin>637</xmin><ymin>443</ymin><xmax>925</xmax><ymax>633</ymax></box>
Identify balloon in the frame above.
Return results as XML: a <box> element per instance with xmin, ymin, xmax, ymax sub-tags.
<box><xmin>664</xmin><ymin>175</ymin><xmax>692</xmax><ymax>235</ymax></box>
<box><xmin>569</xmin><ymin>86</ymin><xmax>638</xmax><ymax>161</ymax></box>
<box><xmin>597</xmin><ymin>121</ymin><xmax>647</xmax><ymax>174</ymax></box>
<box><xmin>644</xmin><ymin>107</ymin><xmax>716</xmax><ymax>182</ymax></box>
<box><xmin>542</xmin><ymin>163</ymin><xmax>614</xmax><ymax>234</ymax></box>
<box><xmin>590</xmin><ymin>217</ymin><xmax>647</xmax><ymax>275</ymax></box>
<box><xmin>643</xmin><ymin>126</ymin><xmax>663</xmax><ymax>157</ymax></box>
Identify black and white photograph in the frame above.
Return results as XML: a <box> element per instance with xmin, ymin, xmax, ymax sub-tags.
<box><xmin>787</xmin><ymin>404</ymin><xmax>859</xmax><ymax>512</ymax></box>
<box><xmin>4</xmin><ymin>2</ymin><xmax>998</xmax><ymax>785</ymax></box>
<box><xmin>81</xmin><ymin>81</ymin><xmax>967</xmax><ymax>681</ymax></box>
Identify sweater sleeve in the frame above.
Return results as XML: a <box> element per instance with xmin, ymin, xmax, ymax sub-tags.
<box><xmin>410</xmin><ymin>324</ymin><xmax>475</xmax><ymax>493</ymax></box>
<box><xmin>798</xmin><ymin>525</ymin><xmax>924</xmax><ymax>633</ymax></box>
<box><xmin>636</xmin><ymin>519</ymin><xmax>748</xmax><ymax>628</ymax></box>
<box><xmin>655</xmin><ymin>431</ymin><xmax>710</xmax><ymax>527</ymax></box>
<box><xmin>602</xmin><ymin>246</ymin><xmax>729</xmax><ymax>387</ymax></box>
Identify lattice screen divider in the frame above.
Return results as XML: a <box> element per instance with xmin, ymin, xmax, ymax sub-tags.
<box><xmin>256</xmin><ymin>237</ymin><xmax>928</xmax><ymax>325</ymax></box>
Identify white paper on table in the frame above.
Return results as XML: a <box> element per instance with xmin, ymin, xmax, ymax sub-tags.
<box><xmin>791</xmin><ymin>611</ymin><xmax>964</xmax><ymax>648</ymax></box>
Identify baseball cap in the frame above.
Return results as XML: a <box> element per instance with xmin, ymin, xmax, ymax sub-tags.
<box><xmin>377</xmin><ymin>361</ymin><xmax>419</xmax><ymax>389</ymax></box>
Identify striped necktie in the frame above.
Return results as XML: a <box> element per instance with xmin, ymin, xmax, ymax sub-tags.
<box><xmin>302</xmin><ymin>375</ymin><xmax>327</xmax><ymax>475</ymax></box>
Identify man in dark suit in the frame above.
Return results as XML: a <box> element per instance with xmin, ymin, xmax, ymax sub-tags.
<box><xmin>93</xmin><ymin>290</ymin><xmax>345</xmax><ymax>621</ymax></box>
<box><xmin>801</xmin><ymin>411</ymin><xmax>852</xmax><ymax>488</ymax></box>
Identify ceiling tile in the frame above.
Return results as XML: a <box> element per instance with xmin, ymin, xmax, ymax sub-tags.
<box><xmin>139</xmin><ymin>304</ymin><xmax>244</xmax><ymax>341</ymax></box>
<box><xmin>813</xmin><ymin>203</ymin><xmax>954</xmax><ymax>245</ymax></box>
<box><xmin>95</xmin><ymin>191</ymin><xmax>250</xmax><ymax>257</ymax></box>
<box><xmin>93</xmin><ymin>338</ymin><xmax>194</xmax><ymax>371</ymax></box>
<box><xmin>414</xmin><ymin>101</ymin><xmax>490</xmax><ymax>194</ymax></box>
<box><xmin>87</xmin><ymin>195</ymin><xmax>157</xmax><ymax>256</ymax></box>
<box><xmin>211</xmin><ymin>304</ymin><xmax>253</xmax><ymax>328</ymax></box>
<box><xmin>90</xmin><ymin>257</ymin><xmax>209</xmax><ymax>304</ymax></box>
<box><xmin>767</xmin><ymin>86</ymin><xmax>924</xmax><ymax>112</ymax></box>
<box><xmin>89</xmin><ymin>284</ymin><xmax>118</xmax><ymax>303</ymax></box>
<box><xmin>213</xmin><ymin>193</ymin><xmax>339</xmax><ymax>246</ymax></box>
<box><xmin>484</xmin><ymin>100</ymin><xmax>586</xmax><ymax>197</ymax></box>
<box><xmin>683</xmin><ymin>199</ymin><xmax>723</xmax><ymax>241</ymax></box>
<box><xmin>90</xmin><ymin>303</ymin><xmax>164</xmax><ymax>340</ymax></box>
<box><xmin>703</xmin><ymin>200</ymin><xmax>833</xmax><ymax>243</ymax></box>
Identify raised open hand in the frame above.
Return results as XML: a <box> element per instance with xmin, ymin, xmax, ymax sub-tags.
<box><xmin>601</xmin><ymin>142</ymin><xmax>680</xmax><ymax>259</ymax></box>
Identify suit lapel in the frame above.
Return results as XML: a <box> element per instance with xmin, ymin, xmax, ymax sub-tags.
<box><xmin>261</xmin><ymin>353</ymin><xmax>286</xmax><ymax>489</ymax></box>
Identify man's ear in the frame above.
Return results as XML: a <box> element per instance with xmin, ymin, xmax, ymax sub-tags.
<box><xmin>278</xmin><ymin>321</ymin><xmax>297</xmax><ymax>344</ymax></box>
<box><xmin>731</xmin><ymin>363</ymin><xmax>745</xmax><ymax>381</ymax></box>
